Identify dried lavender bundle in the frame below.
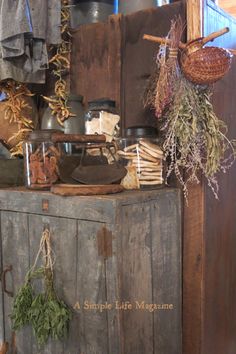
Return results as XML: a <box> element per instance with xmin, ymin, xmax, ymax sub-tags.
<box><xmin>154</xmin><ymin>16</ymin><xmax>184</xmax><ymax>117</ymax></box>
<box><xmin>162</xmin><ymin>77</ymin><xmax>236</xmax><ymax>200</ymax></box>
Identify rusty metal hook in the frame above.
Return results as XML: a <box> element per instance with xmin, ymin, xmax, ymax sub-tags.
<box><xmin>2</xmin><ymin>265</ymin><xmax>13</xmax><ymax>297</ymax></box>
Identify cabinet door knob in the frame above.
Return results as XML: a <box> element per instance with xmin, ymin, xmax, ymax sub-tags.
<box><xmin>2</xmin><ymin>265</ymin><xmax>13</xmax><ymax>297</ymax></box>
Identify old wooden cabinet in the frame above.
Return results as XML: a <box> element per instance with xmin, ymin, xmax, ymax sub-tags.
<box><xmin>0</xmin><ymin>187</ymin><xmax>181</xmax><ymax>354</ymax></box>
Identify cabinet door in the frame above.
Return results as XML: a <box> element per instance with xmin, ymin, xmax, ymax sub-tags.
<box><xmin>1</xmin><ymin>212</ymin><xmax>111</xmax><ymax>354</ymax></box>
<box><xmin>28</xmin><ymin>214</ymin><xmax>78</xmax><ymax>354</ymax></box>
<box><xmin>1</xmin><ymin>211</ymin><xmax>31</xmax><ymax>354</ymax></box>
<box><xmin>74</xmin><ymin>220</ymin><xmax>109</xmax><ymax>354</ymax></box>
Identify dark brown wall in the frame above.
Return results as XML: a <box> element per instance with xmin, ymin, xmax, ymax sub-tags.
<box><xmin>204</xmin><ymin>60</ymin><xmax>236</xmax><ymax>354</ymax></box>
<box><xmin>70</xmin><ymin>16</ymin><xmax>122</xmax><ymax>111</ymax></box>
<box><xmin>120</xmin><ymin>2</ymin><xmax>186</xmax><ymax>130</ymax></box>
<box><xmin>70</xmin><ymin>3</ymin><xmax>186</xmax><ymax>133</ymax></box>
<box><xmin>183</xmin><ymin>2</ymin><xmax>236</xmax><ymax>354</ymax></box>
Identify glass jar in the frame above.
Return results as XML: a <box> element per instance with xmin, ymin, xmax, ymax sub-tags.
<box><xmin>84</xmin><ymin>98</ymin><xmax>120</xmax><ymax>142</ymax></box>
<box><xmin>24</xmin><ymin>130</ymin><xmax>63</xmax><ymax>190</ymax></box>
<box><xmin>116</xmin><ymin>137</ymin><xmax>164</xmax><ymax>189</ymax></box>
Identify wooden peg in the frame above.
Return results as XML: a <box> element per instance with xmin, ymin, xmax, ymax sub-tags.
<box><xmin>143</xmin><ymin>34</ymin><xmax>186</xmax><ymax>49</ymax></box>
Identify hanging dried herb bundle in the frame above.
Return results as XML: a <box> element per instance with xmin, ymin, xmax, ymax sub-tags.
<box><xmin>43</xmin><ymin>0</ymin><xmax>75</xmax><ymax>125</ymax></box>
<box><xmin>144</xmin><ymin>16</ymin><xmax>184</xmax><ymax>117</ymax></box>
<box><xmin>0</xmin><ymin>79</ymin><xmax>34</xmax><ymax>156</ymax></box>
<box><xmin>143</xmin><ymin>21</ymin><xmax>236</xmax><ymax>200</ymax></box>
<box><xmin>162</xmin><ymin>77</ymin><xmax>236</xmax><ymax>199</ymax></box>
<box><xmin>155</xmin><ymin>17</ymin><xmax>183</xmax><ymax>117</ymax></box>
<box><xmin>11</xmin><ymin>229</ymin><xmax>72</xmax><ymax>346</ymax></box>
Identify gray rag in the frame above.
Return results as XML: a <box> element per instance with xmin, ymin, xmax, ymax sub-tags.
<box><xmin>0</xmin><ymin>0</ymin><xmax>61</xmax><ymax>83</ymax></box>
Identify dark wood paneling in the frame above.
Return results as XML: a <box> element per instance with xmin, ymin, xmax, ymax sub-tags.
<box><xmin>183</xmin><ymin>182</ymin><xmax>204</xmax><ymax>354</ymax></box>
<box><xmin>70</xmin><ymin>4</ymin><xmax>186</xmax><ymax>132</ymax></box>
<box><xmin>183</xmin><ymin>2</ymin><xmax>236</xmax><ymax>354</ymax></box>
<box><xmin>121</xmin><ymin>2</ymin><xmax>186</xmax><ymax>130</ymax></box>
<box><xmin>203</xmin><ymin>60</ymin><xmax>236</xmax><ymax>354</ymax></box>
<box><xmin>203</xmin><ymin>4</ymin><xmax>236</xmax><ymax>354</ymax></box>
<box><xmin>70</xmin><ymin>15</ymin><xmax>122</xmax><ymax>111</ymax></box>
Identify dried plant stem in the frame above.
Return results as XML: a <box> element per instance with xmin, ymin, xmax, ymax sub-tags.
<box><xmin>0</xmin><ymin>80</ymin><xmax>34</xmax><ymax>156</ymax></box>
<box><xmin>43</xmin><ymin>0</ymin><xmax>74</xmax><ymax>125</ymax></box>
<box><xmin>154</xmin><ymin>16</ymin><xmax>184</xmax><ymax>117</ymax></box>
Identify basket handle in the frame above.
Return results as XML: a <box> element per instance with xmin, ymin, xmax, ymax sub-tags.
<box><xmin>143</xmin><ymin>27</ymin><xmax>235</xmax><ymax>53</ymax></box>
<box><xmin>201</xmin><ymin>27</ymin><xmax>229</xmax><ymax>45</ymax></box>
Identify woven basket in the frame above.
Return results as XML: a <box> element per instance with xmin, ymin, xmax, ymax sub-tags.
<box><xmin>181</xmin><ymin>38</ymin><xmax>232</xmax><ymax>85</ymax></box>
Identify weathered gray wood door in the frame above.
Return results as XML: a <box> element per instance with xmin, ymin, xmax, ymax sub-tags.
<box><xmin>0</xmin><ymin>188</ymin><xmax>182</xmax><ymax>354</ymax></box>
<box><xmin>0</xmin><ymin>212</ymin><xmax>112</xmax><ymax>354</ymax></box>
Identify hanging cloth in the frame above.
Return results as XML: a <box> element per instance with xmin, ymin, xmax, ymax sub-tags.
<box><xmin>0</xmin><ymin>0</ymin><xmax>61</xmax><ymax>83</ymax></box>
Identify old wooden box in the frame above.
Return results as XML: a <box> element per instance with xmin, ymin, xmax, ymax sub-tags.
<box><xmin>0</xmin><ymin>187</ymin><xmax>181</xmax><ymax>354</ymax></box>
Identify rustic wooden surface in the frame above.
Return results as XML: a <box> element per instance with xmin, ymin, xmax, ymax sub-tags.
<box><xmin>0</xmin><ymin>188</ymin><xmax>117</xmax><ymax>223</ymax></box>
<box><xmin>183</xmin><ymin>2</ymin><xmax>204</xmax><ymax>354</ymax></box>
<box><xmin>76</xmin><ymin>221</ymin><xmax>108</xmax><ymax>354</ymax></box>
<box><xmin>0</xmin><ymin>213</ymin><xmax>4</xmax><ymax>348</ymax></box>
<box><xmin>203</xmin><ymin>5</ymin><xmax>236</xmax><ymax>352</ymax></box>
<box><xmin>121</xmin><ymin>2</ymin><xmax>186</xmax><ymax>131</ymax></box>
<box><xmin>119</xmin><ymin>203</ymin><xmax>154</xmax><ymax>353</ymax></box>
<box><xmin>0</xmin><ymin>187</ymin><xmax>181</xmax><ymax>354</ymax></box>
<box><xmin>151</xmin><ymin>193</ymin><xmax>182</xmax><ymax>354</ymax></box>
<box><xmin>71</xmin><ymin>4</ymin><xmax>186</xmax><ymax>134</ymax></box>
<box><xmin>187</xmin><ymin>0</ymin><xmax>203</xmax><ymax>39</ymax></box>
<box><xmin>51</xmin><ymin>184</ymin><xmax>124</xmax><ymax>196</ymax></box>
<box><xmin>70</xmin><ymin>14</ymin><xmax>122</xmax><ymax>112</ymax></box>
<box><xmin>183</xmin><ymin>1</ymin><xmax>236</xmax><ymax>354</ymax></box>
<box><xmin>1</xmin><ymin>212</ymin><xmax>31</xmax><ymax>354</ymax></box>
<box><xmin>28</xmin><ymin>215</ymin><xmax>78</xmax><ymax>354</ymax></box>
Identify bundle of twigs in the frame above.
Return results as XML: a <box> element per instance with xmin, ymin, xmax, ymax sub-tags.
<box><xmin>154</xmin><ymin>16</ymin><xmax>183</xmax><ymax>117</ymax></box>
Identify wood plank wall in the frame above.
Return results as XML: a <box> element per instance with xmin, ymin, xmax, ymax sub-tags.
<box><xmin>203</xmin><ymin>3</ymin><xmax>236</xmax><ymax>354</ymax></box>
<box><xmin>70</xmin><ymin>2</ymin><xmax>186</xmax><ymax>134</ymax></box>
<box><xmin>184</xmin><ymin>1</ymin><xmax>236</xmax><ymax>354</ymax></box>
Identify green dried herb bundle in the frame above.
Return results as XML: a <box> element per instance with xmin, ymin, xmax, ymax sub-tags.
<box><xmin>11</xmin><ymin>281</ymin><xmax>34</xmax><ymax>330</ymax></box>
<box><xmin>162</xmin><ymin>77</ymin><xmax>236</xmax><ymax>199</ymax></box>
<box><xmin>11</xmin><ymin>229</ymin><xmax>72</xmax><ymax>346</ymax></box>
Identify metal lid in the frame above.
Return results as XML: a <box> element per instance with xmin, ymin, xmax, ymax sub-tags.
<box><xmin>72</xmin><ymin>0</ymin><xmax>114</xmax><ymax>4</ymax></box>
<box><xmin>125</xmin><ymin>126</ymin><xmax>158</xmax><ymax>138</ymax></box>
<box><xmin>88</xmin><ymin>98</ymin><xmax>116</xmax><ymax>110</ymax></box>
<box><xmin>67</xmin><ymin>94</ymin><xmax>83</xmax><ymax>102</ymax></box>
<box><xmin>27</xmin><ymin>130</ymin><xmax>64</xmax><ymax>142</ymax></box>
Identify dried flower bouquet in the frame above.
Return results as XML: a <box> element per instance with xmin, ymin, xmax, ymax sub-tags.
<box><xmin>144</xmin><ymin>18</ymin><xmax>236</xmax><ymax>199</ymax></box>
